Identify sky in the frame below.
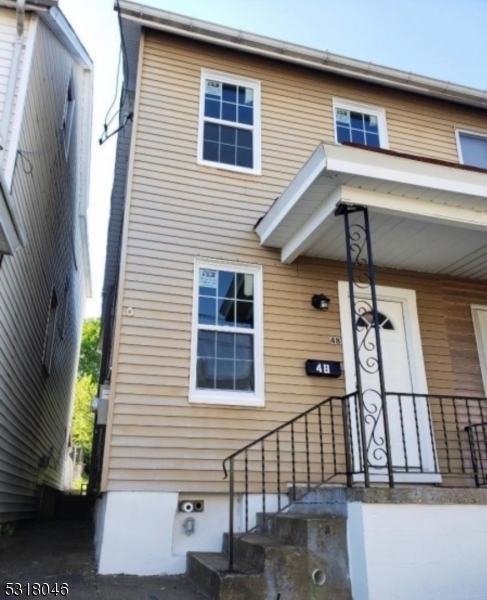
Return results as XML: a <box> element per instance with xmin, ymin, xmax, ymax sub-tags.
<box><xmin>59</xmin><ymin>0</ymin><xmax>487</xmax><ymax>318</ymax></box>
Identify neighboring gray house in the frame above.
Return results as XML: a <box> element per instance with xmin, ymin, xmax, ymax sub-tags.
<box><xmin>0</xmin><ymin>0</ymin><xmax>93</xmax><ymax>523</ymax></box>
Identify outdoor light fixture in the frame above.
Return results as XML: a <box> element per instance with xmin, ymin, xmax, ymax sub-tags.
<box><xmin>311</xmin><ymin>294</ymin><xmax>331</xmax><ymax>311</ymax></box>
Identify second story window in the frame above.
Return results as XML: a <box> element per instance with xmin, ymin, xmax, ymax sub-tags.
<box><xmin>456</xmin><ymin>130</ymin><xmax>487</xmax><ymax>169</ymax></box>
<box><xmin>333</xmin><ymin>99</ymin><xmax>388</xmax><ymax>149</ymax></box>
<box><xmin>198</xmin><ymin>69</ymin><xmax>261</xmax><ymax>175</ymax></box>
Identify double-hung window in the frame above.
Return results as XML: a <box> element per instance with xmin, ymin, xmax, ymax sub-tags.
<box><xmin>456</xmin><ymin>130</ymin><xmax>487</xmax><ymax>169</ymax></box>
<box><xmin>333</xmin><ymin>99</ymin><xmax>388</xmax><ymax>149</ymax></box>
<box><xmin>190</xmin><ymin>260</ymin><xmax>264</xmax><ymax>406</ymax></box>
<box><xmin>198</xmin><ymin>69</ymin><xmax>261</xmax><ymax>175</ymax></box>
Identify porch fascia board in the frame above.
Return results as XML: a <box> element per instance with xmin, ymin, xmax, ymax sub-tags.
<box><xmin>255</xmin><ymin>143</ymin><xmax>327</xmax><ymax>244</ymax></box>
<box><xmin>281</xmin><ymin>187</ymin><xmax>341</xmax><ymax>264</ymax></box>
<box><xmin>341</xmin><ymin>185</ymin><xmax>487</xmax><ymax>232</ymax></box>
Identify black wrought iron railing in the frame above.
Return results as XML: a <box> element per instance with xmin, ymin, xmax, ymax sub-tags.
<box><xmin>465</xmin><ymin>421</ymin><xmax>487</xmax><ymax>488</ymax></box>
<box><xmin>222</xmin><ymin>391</ymin><xmax>487</xmax><ymax>571</ymax></box>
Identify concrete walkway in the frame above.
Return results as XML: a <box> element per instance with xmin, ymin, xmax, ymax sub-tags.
<box><xmin>0</xmin><ymin>521</ymin><xmax>207</xmax><ymax>600</ymax></box>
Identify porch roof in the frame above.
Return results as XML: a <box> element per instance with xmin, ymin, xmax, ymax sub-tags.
<box><xmin>255</xmin><ymin>143</ymin><xmax>487</xmax><ymax>280</ymax></box>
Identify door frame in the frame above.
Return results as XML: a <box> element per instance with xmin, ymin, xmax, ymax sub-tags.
<box><xmin>338</xmin><ymin>282</ymin><xmax>440</xmax><ymax>483</ymax></box>
<box><xmin>471</xmin><ymin>305</ymin><xmax>487</xmax><ymax>396</ymax></box>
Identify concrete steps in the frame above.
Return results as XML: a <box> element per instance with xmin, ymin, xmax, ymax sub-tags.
<box><xmin>187</xmin><ymin>509</ymin><xmax>352</xmax><ymax>600</ymax></box>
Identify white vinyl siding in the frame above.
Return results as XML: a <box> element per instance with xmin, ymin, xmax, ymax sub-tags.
<box><xmin>0</xmin><ymin>19</ymin><xmax>87</xmax><ymax>523</ymax></box>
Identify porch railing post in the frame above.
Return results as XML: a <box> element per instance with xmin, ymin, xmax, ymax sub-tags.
<box><xmin>362</xmin><ymin>209</ymin><xmax>394</xmax><ymax>488</ymax></box>
<box><xmin>342</xmin><ymin>207</ymin><xmax>370</xmax><ymax>487</ymax></box>
<box><xmin>228</xmin><ymin>458</ymin><xmax>235</xmax><ymax>572</ymax></box>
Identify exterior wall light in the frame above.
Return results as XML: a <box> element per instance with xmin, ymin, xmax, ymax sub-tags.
<box><xmin>311</xmin><ymin>294</ymin><xmax>331</xmax><ymax>311</ymax></box>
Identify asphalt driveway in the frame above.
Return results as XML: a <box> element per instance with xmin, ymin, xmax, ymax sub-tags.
<box><xmin>0</xmin><ymin>520</ymin><xmax>207</xmax><ymax>600</ymax></box>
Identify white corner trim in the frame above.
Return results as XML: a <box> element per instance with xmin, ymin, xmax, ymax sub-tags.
<box><xmin>189</xmin><ymin>257</ymin><xmax>265</xmax><ymax>407</ymax></box>
<box><xmin>455</xmin><ymin>127</ymin><xmax>487</xmax><ymax>166</ymax></box>
<box><xmin>332</xmin><ymin>97</ymin><xmax>389</xmax><ymax>149</ymax></box>
<box><xmin>281</xmin><ymin>187</ymin><xmax>341</xmax><ymax>263</ymax></box>
<box><xmin>4</xmin><ymin>14</ymin><xmax>38</xmax><ymax>188</ymax></box>
<box><xmin>197</xmin><ymin>68</ymin><xmax>261</xmax><ymax>176</ymax></box>
<box><xmin>471</xmin><ymin>305</ymin><xmax>487</xmax><ymax>396</ymax></box>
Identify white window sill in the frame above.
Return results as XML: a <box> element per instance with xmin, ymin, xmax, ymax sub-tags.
<box><xmin>197</xmin><ymin>158</ymin><xmax>261</xmax><ymax>176</ymax></box>
<box><xmin>189</xmin><ymin>392</ymin><xmax>265</xmax><ymax>408</ymax></box>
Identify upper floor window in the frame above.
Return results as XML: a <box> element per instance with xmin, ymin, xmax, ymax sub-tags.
<box><xmin>62</xmin><ymin>73</ymin><xmax>75</xmax><ymax>158</ymax></box>
<box><xmin>456</xmin><ymin>130</ymin><xmax>487</xmax><ymax>169</ymax></box>
<box><xmin>333</xmin><ymin>99</ymin><xmax>388</xmax><ymax>149</ymax></box>
<box><xmin>190</xmin><ymin>260</ymin><xmax>264</xmax><ymax>407</ymax></box>
<box><xmin>198</xmin><ymin>69</ymin><xmax>261</xmax><ymax>175</ymax></box>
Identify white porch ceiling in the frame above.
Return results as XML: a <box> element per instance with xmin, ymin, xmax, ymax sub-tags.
<box><xmin>256</xmin><ymin>143</ymin><xmax>487</xmax><ymax>280</ymax></box>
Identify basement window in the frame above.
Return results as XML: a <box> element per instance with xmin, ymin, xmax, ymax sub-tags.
<box><xmin>456</xmin><ymin>130</ymin><xmax>487</xmax><ymax>169</ymax></box>
<box><xmin>190</xmin><ymin>260</ymin><xmax>264</xmax><ymax>407</ymax></box>
<box><xmin>43</xmin><ymin>288</ymin><xmax>58</xmax><ymax>375</ymax></box>
<box><xmin>198</xmin><ymin>69</ymin><xmax>261</xmax><ymax>175</ymax></box>
<box><xmin>333</xmin><ymin>99</ymin><xmax>389</xmax><ymax>149</ymax></box>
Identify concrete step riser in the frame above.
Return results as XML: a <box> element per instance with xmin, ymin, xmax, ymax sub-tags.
<box><xmin>274</xmin><ymin>515</ymin><xmax>352</xmax><ymax>600</ymax></box>
<box><xmin>187</xmin><ymin>553</ymin><xmax>266</xmax><ymax>600</ymax></box>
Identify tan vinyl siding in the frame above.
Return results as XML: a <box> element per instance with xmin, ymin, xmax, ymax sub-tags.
<box><xmin>104</xmin><ymin>30</ymin><xmax>487</xmax><ymax>493</ymax></box>
<box><xmin>0</xmin><ymin>20</ymin><xmax>87</xmax><ymax>523</ymax></box>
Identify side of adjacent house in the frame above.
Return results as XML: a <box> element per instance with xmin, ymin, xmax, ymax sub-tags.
<box><xmin>94</xmin><ymin>3</ymin><xmax>487</xmax><ymax>597</ymax></box>
<box><xmin>0</xmin><ymin>1</ymin><xmax>93</xmax><ymax>523</ymax></box>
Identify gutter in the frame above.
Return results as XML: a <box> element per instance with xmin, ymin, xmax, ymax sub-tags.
<box><xmin>117</xmin><ymin>1</ymin><xmax>487</xmax><ymax>110</ymax></box>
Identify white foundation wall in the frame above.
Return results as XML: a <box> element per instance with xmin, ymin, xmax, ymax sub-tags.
<box><xmin>348</xmin><ymin>502</ymin><xmax>487</xmax><ymax>600</ymax></box>
<box><xmin>96</xmin><ymin>491</ymin><xmax>282</xmax><ymax>575</ymax></box>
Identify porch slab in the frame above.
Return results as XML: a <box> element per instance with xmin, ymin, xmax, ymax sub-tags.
<box><xmin>289</xmin><ymin>485</ymin><xmax>487</xmax><ymax>516</ymax></box>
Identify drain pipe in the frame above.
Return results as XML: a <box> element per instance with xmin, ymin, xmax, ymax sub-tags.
<box><xmin>0</xmin><ymin>0</ymin><xmax>25</xmax><ymax>163</ymax></box>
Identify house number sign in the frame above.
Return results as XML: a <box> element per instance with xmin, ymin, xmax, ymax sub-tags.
<box><xmin>305</xmin><ymin>360</ymin><xmax>342</xmax><ymax>378</ymax></box>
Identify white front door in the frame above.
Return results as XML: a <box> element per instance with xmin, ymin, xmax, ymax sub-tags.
<box><xmin>338</xmin><ymin>282</ymin><xmax>439</xmax><ymax>482</ymax></box>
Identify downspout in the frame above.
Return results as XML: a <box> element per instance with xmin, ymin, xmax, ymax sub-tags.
<box><xmin>0</xmin><ymin>0</ymin><xmax>25</xmax><ymax>164</ymax></box>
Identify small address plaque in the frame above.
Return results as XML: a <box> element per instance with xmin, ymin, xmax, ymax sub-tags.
<box><xmin>305</xmin><ymin>360</ymin><xmax>342</xmax><ymax>378</ymax></box>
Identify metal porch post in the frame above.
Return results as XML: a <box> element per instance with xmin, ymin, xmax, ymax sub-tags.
<box><xmin>338</xmin><ymin>204</ymin><xmax>394</xmax><ymax>488</ymax></box>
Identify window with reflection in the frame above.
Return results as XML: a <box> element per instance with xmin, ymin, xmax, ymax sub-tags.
<box><xmin>334</xmin><ymin>102</ymin><xmax>387</xmax><ymax>149</ymax></box>
<box><xmin>196</xmin><ymin>267</ymin><xmax>256</xmax><ymax>392</ymax></box>
<box><xmin>199</xmin><ymin>70</ymin><xmax>260</xmax><ymax>173</ymax></box>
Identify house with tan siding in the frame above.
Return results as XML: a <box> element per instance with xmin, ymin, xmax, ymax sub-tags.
<box><xmin>94</xmin><ymin>3</ymin><xmax>487</xmax><ymax>598</ymax></box>
<box><xmin>0</xmin><ymin>0</ymin><xmax>92</xmax><ymax>524</ymax></box>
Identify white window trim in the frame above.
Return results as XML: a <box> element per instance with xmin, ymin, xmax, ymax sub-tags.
<box><xmin>190</xmin><ymin>258</ymin><xmax>265</xmax><ymax>407</ymax></box>
<box><xmin>471</xmin><ymin>304</ymin><xmax>487</xmax><ymax>396</ymax></box>
<box><xmin>455</xmin><ymin>128</ymin><xmax>487</xmax><ymax>165</ymax></box>
<box><xmin>62</xmin><ymin>74</ymin><xmax>76</xmax><ymax>159</ymax></box>
<box><xmin>332</xmin><ymin>98</ymin><xmax>389</xmax><ymax>149</ymax></box>
<box><xmin>197</xmin><ymin>68</ymin><xmax>262</xmax><ymax>176</ymax></box>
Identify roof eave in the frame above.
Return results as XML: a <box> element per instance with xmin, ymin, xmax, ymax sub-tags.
<box><xmin>117</xmin><ymin>0</ymin><xmax>487</xmax><ymax>109</ymax></box>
